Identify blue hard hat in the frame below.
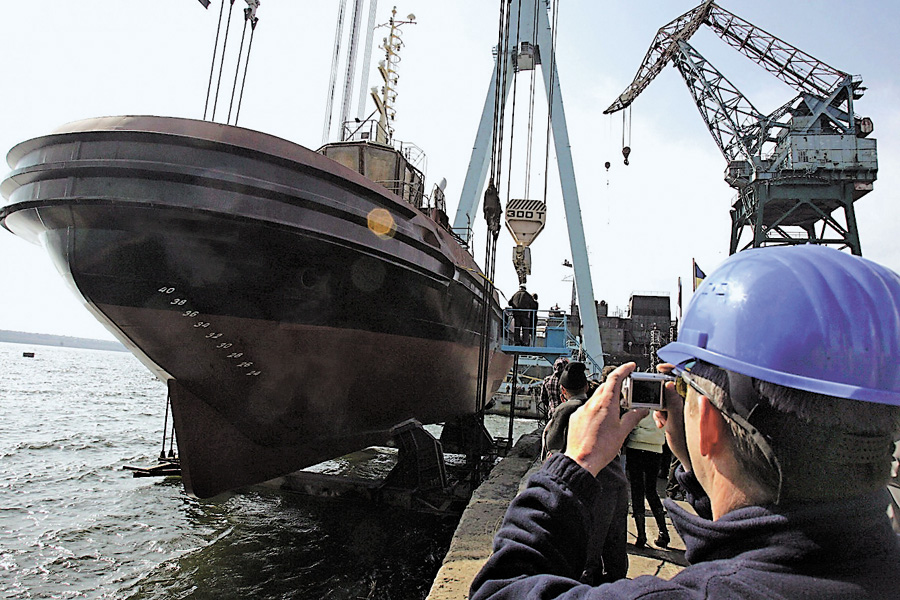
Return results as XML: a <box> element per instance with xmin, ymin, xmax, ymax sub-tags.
<box><xmin>658</xmin><ymin>245</ymin><xmax>900</xmax><ymax>406</ymax></box>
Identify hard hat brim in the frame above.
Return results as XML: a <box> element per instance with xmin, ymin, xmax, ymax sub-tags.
<box><xmin>658</xmin><ymin>341</ymin><xmax>900</xmax><ymax>407</ymax></box>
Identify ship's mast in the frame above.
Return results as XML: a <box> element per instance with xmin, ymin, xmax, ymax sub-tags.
<box><xmin>371</xmin><ymin>7</ymin><xmax>416</xmax><ymax>145</ymax></box>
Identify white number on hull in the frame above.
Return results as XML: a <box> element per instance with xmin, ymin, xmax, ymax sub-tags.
<box><xmin>154</xmin><ymin>285</ymin><xmax>264</xmax><ymax>380</ymax></box>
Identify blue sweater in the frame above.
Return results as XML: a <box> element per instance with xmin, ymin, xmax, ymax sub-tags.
<box><xmin>470</xmin><ymin>453</ymin><xmax>900</xmax><ymax>599</ymax></box>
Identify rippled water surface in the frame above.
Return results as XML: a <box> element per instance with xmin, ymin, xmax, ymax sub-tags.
<box><xmin>1</xmin><ymin>342</ymin><xmax>535</xmax><ymax>599</ymax></box>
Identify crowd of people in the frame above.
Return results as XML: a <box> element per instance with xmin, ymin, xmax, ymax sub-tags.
<box><xmin>475</xmin><ymin>244</ymin><xmax>900</xmax><ymax>599</ymax></box>
<box><xmin>539</xmin><ymin>358</ymin><xmax>677</xmax><ymax>578</ymax></box>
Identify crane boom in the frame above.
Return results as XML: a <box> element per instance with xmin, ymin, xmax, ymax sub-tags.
<box><xmin>704</xmin><ymin>5</ymin><xmax>850</xmax><ymax>100</ymax></box>
<box><xmin>605</xmin><ymin>1</ymin><xmax>857</xmax><ymax>116</ymax></box>
<box><xmin>604</xmin><ymin>0</ymin><xmax>714</xmax><ymax>114</ymax></box>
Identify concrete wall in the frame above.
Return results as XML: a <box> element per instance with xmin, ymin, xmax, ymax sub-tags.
<box><xmin>426</xmin><ymin>432</ymin><xmax>541</xmax><ymax>600</ymax></box>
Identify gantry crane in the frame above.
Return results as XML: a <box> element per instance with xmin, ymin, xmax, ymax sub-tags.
<box><xmin>454</xmin><ymin>0</ymin><xmax>604</xmax><ymax>371</ymax></box>
<box><xmin>605</xmin><ymin>0</ymin><xmax>877</xmax><ymax>255</ymax></box>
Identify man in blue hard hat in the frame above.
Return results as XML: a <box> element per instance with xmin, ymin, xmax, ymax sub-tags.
<box><xmin>471</xmin><ymin>245</ymin><xmax>900</xmax><ymax>599</ymax></box>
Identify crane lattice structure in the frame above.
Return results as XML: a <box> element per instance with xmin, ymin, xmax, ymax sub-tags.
<box><xmin>605</xmin><ymin>0</ymin><xmax>877</xmax><ymax>256</ymax></box>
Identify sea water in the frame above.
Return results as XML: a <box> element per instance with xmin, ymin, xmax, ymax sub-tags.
<box><xmin>0</xmin><ymin>342</ymin><xmax>537</xmax><ymax>599</ymax></box>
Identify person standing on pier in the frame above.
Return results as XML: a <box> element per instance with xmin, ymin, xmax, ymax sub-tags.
<box><xmin>471</xmin><ymin>245</ymin><xmax>900</xmax><ymax>599</ymax></box>
<box><xmin>540</xmin><ymin>357</ymin><xmax>569</xmax><ymax>414</ymax></box>
<box><xmin>540</xmin><ymin>361</ymin><xmax>629</xmax><ymax>585</ymax></box>
<box><xmin>624</xmin><ymin>411</ymin><xmax>669</xmax><ymax>548</ymax></box>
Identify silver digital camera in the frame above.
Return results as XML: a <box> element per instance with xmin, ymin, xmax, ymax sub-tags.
<box><xmin>622</xmin><ymin>372</ymin><xmax>675</xmax><ymax>410</ymax></box>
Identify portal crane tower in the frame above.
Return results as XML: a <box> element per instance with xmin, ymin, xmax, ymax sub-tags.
<box><xmin>455</xmin><ymin>0</ymin><xmax>604</xmax><ymax>371</ymax></box>
<box><xmin>605</xmin><ymin>0</ymin><xmax>877</xmax><ymax>256</ymax></box>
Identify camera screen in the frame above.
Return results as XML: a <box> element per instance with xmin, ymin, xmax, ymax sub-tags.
<box><xmin>631</xmin><ymin>379</ymin><xmax>662</xmax><ymax>407</ymax></box>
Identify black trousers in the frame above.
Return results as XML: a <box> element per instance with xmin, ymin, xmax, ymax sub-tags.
<box><xmin>625</xmin><ymin>447</ymin><xmax>664</xmax><ymax>518</ymax></box>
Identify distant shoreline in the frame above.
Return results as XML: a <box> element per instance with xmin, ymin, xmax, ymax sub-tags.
<box><xmin>0</xmin><ymin>330</ymin><xmax>127</xmax><ymax>352</ymax></box>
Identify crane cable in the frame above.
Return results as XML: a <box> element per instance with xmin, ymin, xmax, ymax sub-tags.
<box><xmin>474</xmin><ymin>0</ymin><xmax>513</xmax><ymax>421</ymax></box>
<box><xmin>322</xmin><ymin>0</ymin><xmax>349</xmax><ymax>143</ymax></box>
<box><xmin>490</xmin><ymin>0</ymin><xmax>513</xmax><ymax>189</ymax></box>
<box><xmin>203</xmin><ymin>0</ymin><xmax>229</xmax><ymax>120</ymax></box>
<box><xmin>228</xmin><ymin>7</ymin><xmax>259</xmax><ymax>125</ymax></box>
<box><xmin>210</xmin><ymin>0</ymin><xmax>238</xmax><ymax>122</ymax></box>
<box><xmin>504</xmin><ymin>0</ymin><xmax>524</xmax><ymax>207</ymax></box>
<box><xmin>232</xmin><ymin>17</ymin><xmax>258</xmax><ymax>125</ymax></box>
<box><xmin>523</xmin><ymin>0</ymin><xmax>540</xmax><ymax>199</ymax></box>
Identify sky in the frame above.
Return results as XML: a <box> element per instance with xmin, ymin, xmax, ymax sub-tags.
<box><xmin>1</xmin><ymin>0</ymin><xmax>899</xmax><ymax>342</ymax></box>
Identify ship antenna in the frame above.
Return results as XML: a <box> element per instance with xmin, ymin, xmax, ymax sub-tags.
<box><xmin>370</xmin><ymin>6</ymin><xmax>416</xmax><ymax>145</ymax></box>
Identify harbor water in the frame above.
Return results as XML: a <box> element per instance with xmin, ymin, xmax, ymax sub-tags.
<box><xmin>0</xmin><ymin>342</ymin><xmax>537</xmax><ymax>599</ymax></box>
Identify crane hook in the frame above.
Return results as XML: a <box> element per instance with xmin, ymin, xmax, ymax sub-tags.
<box><xmin>622</xmin><ymin>146</ymin><xmax>631</xmax><ymax>166</ymax></box>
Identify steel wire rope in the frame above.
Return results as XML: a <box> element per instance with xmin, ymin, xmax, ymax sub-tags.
<box><xmin>203</xmin><ymin>0</ymin><xmax>227</xmax><ymax>120</ymax></box>
<box><xmin>322</xmin><ymin>0</ymin><xmax>349</xmax><ymax>143</ymax></box>
<box><xmin>475</xmin><ymin>0</ymin><xmax>513</xmax><ymax>430</ymax></box>
<box><xmin>524</xmin><ymin>0</ymin><xmax>540</xmax><ymax>199</ymax></box>
<box><xmin>168</xmin><ymin>414</ymin><xmax>176</xmax><ymax>458</ymax></box>
<box><xmin>504</xmin><ymin>0</ymin><xmax>525</xmax><ymax>203</ymax></box>
<box><xmin>211</xmin><ymin>0</ymin><xmax>238</xmax><ymax>122</ymax></box>
<box><xmin>233</xmin><ymin>17</ymin><xmax>258</xmax><ymax>125</ymax></box>
<box><xmin>491</xmin><ymin>0</ymin><xmax>513</xmax><ymax>187</ymax></box>
<box><xmin>226</xmin><ymin>14</ymin><xmax>250</xmax><ymax>124</ymax></box>
<box><xmin>622</xmin><ymin>106</ymin><xmax>632</xmax><ymax>164</ymax></box>
<box><xmin>159</xmin><ymin>393</ymin><xmax>171</xmax><ymax>460</ymax></box>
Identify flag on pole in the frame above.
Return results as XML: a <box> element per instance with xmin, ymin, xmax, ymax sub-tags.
<box><xmin>693</xmin><ymin>259</ymin><xmax>706</xmax><ymax>292</ymax></box>
<box><xmin>198</xmin><ymin>0</ymin><xmax>211</xmax><ymax>8</ymax></box>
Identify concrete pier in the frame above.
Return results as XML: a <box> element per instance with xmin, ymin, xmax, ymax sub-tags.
<box><xmin>426</xmin><ymin>432</ymin><xmax>689</xmax><ymax>599</ymax></box>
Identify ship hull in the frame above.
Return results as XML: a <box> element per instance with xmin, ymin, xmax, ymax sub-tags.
<box><xmin>1</xmin><ymin>116</ymin><xmax>511</xmax><ymax>498</ymax></box>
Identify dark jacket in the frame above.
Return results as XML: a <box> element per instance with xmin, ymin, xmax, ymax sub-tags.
<box><xmin>470</xmin><ymin>453</ymin><xmax>900</xmax><ymax>599</ymax></box>
<box><xmin>540</xmin><ymin>395</ymin><xmax>629</xmax><ymax>584</ymax></box>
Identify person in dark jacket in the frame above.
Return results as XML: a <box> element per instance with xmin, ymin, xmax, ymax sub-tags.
<box><xmin>471</xmin><ymin>245</ymin><xmax>900</xmax><ymax>599</ymax></box>
<box><xmin>540</xmin><ymin>361</ymin><xmax>629</xmax><ymax>585</ymax></box>
<box><xmin>509</xmin><ymin>285</ymin><xmax>538</xmax><ymax>345</ymax></box>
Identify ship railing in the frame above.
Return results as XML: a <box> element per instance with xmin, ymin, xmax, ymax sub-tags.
<box><xmin>501</xmin><ymin>308</ymin><xmax>602</xmax><ymax>375</ymax></box>
<box><xmin>340</xmin><ymin>118</ymin><xmax>428</xmax><ymax>172</ymax></box>
<box><xmin>502</xmin><ymin>308</ymin><xmax>570</xmax><ymax>355</ymax></box>
<box><xmin>450</xmin><ymin>226</ymin><xmax>472</xmax><ymax>250</ymax></box>
<box><xmin>340</xmin><ymin>118</ymin><xmax>392</xmax><ymax>144</ymax></box>
<box><xmin>375</xmin><ymin>178</ymin><xmax>425</xmax><ymax>207</ymax></box>
<box><xmin>393</xmin><ymin>139</ymin><xmax>427</xmax><ymax>172</ymax></box>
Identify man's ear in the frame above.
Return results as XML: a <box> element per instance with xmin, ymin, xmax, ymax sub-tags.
<box><xmin>697</xmin><ymin>395</ymin><xmax>728</xmax><ymax>457</ymax></box>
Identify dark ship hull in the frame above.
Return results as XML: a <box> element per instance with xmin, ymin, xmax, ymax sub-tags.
<box><xmin>1</xmin><ymin>116</ymin><xmax>512</xmax><ymax>498</ymax></box>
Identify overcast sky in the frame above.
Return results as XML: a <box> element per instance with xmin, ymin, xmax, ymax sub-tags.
<box><xmin>1</xmin><ymin>0</ymin><xmax>898</xmax><ymax>341</ymax></box>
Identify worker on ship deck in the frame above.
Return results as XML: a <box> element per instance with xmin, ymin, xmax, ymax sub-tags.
<box><xmin>471</xmin><ymin>245</ymin><xmax>900</xmax><ymax>599</ymax></box>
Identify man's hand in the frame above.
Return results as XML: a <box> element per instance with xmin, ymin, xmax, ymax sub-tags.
<box><xmin>564</xmin><ymin>363</ymin><xmax>648</xmax><ymax>476</ymax></box>
<box><xmin>654</xmin><ymin>363</ymin><xmax>692</xmax><ymax>472</ymax></box>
